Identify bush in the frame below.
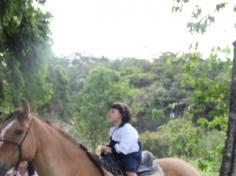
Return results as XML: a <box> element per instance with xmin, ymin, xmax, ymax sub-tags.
<box><xmin>141</xmin><ymin>118</ymin><xmax>200</xmax><ymax>158</ymax></box>
<box><xmin>140</xmin><ymin>118</ymin><xmax>225</xmax><ymax>172</ymax></box>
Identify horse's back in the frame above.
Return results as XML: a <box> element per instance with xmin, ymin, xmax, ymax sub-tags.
<box><xmin>155</xmin><ymin>158</ymin><xmax>199</xmax><ymax>176</ymax></box>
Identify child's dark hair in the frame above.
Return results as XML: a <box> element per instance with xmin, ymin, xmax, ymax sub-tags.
<box><xmin>110</xmin><ymin>103</ymin><xmax>132</xmax><ymax>123</ymax></box>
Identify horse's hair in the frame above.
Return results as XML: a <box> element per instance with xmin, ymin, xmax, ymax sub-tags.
<box><xmin>80</xmin><ymin>144</ymin><xmax>105</xmax><ymax>176</ymax></box>
<box><xmin>44</xmin><ymin>119</ymin><xmax>105</xmax><ymax>176</ymax></box>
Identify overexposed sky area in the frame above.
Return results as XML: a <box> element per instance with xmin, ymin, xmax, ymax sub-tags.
<box><xmin>45</xmin><ymin>0</ymin><xmax>236</xmax><ymax>59</ymax></box>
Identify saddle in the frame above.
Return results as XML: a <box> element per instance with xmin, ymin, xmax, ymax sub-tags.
<box><xmin>101</xmin><ymin>151</ymin><xmax>161</xmax><ymax>176</ymax></box>
<box><xmin>137</xmin><ymin>151</ymin><xmax>159</xmax><ymax>176</ymax></box>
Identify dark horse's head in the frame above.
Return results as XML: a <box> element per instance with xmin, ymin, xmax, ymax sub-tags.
<box><xmin>0</xmin><ymin>99</ymin><xmax>36</xmax><ymax>175</ymax></box>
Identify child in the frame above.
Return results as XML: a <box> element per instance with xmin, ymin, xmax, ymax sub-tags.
<box><xmin>101</xmin><ymin>103</ymin><xmax>141</xmax><ymax>176</ymax></box>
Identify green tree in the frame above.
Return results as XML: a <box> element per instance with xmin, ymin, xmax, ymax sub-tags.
<box><xmin>72</xmin><ymin>67</ymin><xmax>131</xmax><ymax>152</ymax></box>
<box><xmin>182</xmin><ymin>52</ymin><xmax>231</xmax><ymax>130</ymax></box>
<box><xmin>133</xmin><ymin>54</ymin><xmax>192</xmax><ymax>131</ymax></box>
<box><xmin>172</xmin><ymin>0</ymin><xmax>235</xmax><ymax>34</ymax></box>
<box><xmin>46</xmin><ymin>57</ymin><xmax>72</xmax><ymax>120</ymax></box>
<box><xmin>0</xmin><ymin>0</ymin><xmax>52</xmax><ymax>111</ymax></box>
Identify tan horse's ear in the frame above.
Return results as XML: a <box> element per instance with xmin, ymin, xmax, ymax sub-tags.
<box><xmin>21</xmin><ymin>98</ymin><xmax>31</xmax><ymax>120</ymax></box>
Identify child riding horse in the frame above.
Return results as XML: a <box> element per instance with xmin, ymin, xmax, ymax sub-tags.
<box><xmin>101</xmin><ymin>103</ymin><xmax>141</xmax><ymax>176</ymax></box>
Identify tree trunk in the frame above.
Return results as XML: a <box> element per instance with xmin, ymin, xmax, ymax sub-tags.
<box><xmin>0</xmin><ymin>79</ymin><xmax>3</xmax><ymax>99</ymax></box>
<box><xmin>220</xmin><ymin>41</ymin><xmax>236</xmax><ymax>176</ymax></box>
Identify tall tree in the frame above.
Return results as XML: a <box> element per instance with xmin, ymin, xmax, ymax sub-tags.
<box><xmin>220</xmin><ymin>42</ymin><xmax>236</xmax><ymax>176</ymax></box>
<box><xmin>0</xmin><ymin>0</ymin><xmax>52</xmax><ymax>111</ymax></box>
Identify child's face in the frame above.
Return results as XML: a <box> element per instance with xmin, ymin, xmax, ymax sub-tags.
<box><xmin>107</xmin><ymin>108</ymin><xmax>122</xmax><ymax>126</ymax></box>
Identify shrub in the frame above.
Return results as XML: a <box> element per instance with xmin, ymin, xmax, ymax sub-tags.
<box><xmin>140</xmin><ymin>118</ymin><xmax>225</xmax><ymax>172</ymax></box>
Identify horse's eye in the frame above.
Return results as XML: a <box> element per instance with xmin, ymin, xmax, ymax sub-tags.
<box><xmin>15</xmin><ymin>129</ymin><xmax>24</xmax><ymax>136</ymax></box>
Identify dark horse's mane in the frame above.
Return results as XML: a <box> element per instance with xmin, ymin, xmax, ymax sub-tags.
<box><xmin>2</xmin><ymin>112</ymin><xmax>105</xmax><ymax>176</ymax></box>
<box><xmin>44</xmin><ymin>119</ymin><xmax>105</xmax><ymax>176</ymax></box>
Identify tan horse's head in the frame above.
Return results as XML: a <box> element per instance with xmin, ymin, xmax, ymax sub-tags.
<box><xmin>0</xmin><ymin>99</ymin><xmax>36</xmax><ymax>175</ymax></box>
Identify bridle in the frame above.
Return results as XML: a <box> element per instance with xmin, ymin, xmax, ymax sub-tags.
<box><xmin>0</xmin><ymin>117</ymin><xmax>33</xmax><ymax>169</ymax></box>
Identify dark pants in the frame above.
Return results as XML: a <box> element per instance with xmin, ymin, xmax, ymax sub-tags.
<box><xmin>115</xmin><ymin>152</ymin><xmax>141</xmax><ymax>173</ymax></box>
<box><xmin>109</xmin><ymin>139</ymin><xmax>142</xmax><ymax>173</ymax></box>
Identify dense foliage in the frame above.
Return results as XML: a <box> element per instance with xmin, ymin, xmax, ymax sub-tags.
<box><xmin>0</xmin><ymin>0</ymin><xmax>52</xmax><ymax>111</ymax></box>
<box><xmin>0</xmin><ymin>0</ymin><xmax>233</xmax><ymax>175</ymax></box>
<box><xmin>47</xmin><ymin>52</ymin><xmax>230</xmax><ymax>174</ymax></box>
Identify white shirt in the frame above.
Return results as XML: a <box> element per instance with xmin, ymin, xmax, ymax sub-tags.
<box><xmin>109</xmin><ymin>123</ymin><xmax>140</xmax><ymax>155</ymax></box>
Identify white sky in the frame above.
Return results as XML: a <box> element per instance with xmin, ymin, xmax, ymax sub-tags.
<box><xmin>45</xmin><ymin>0</ymin><xmax>236</xmax><ymax>59</ymax></box>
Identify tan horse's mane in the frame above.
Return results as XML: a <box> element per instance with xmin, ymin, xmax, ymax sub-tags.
<box><xmin>2</xmin><ymin>112</ymin><xmax>105</xmax><ymax>176</ymax></box>
<box><xmin>43</xmin><ymin>118</ymin><xmax>105</xmax><ymax>176</ymax></box>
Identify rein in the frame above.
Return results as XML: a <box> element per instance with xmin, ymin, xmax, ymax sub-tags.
<box><xmin>0</xmin><ymin>118</ymin><xmax>33</xmax><ymax>170</ymax></box>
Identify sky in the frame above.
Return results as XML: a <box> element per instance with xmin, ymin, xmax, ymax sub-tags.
<box><xmin>44</xmin><ymin>0</ymin><xmax>236</xmax><ymax>59</ymax></box>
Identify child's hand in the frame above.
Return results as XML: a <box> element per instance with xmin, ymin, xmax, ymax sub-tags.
<box><xmin>101</xmin><ymin>146</ymin><xmax>112</xmax><ymax>154</ymax></box>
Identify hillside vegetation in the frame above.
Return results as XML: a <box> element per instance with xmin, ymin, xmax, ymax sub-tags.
<box><xmin>0</xmin><ymin>0</ymin><xmax>233</xmax><ymax>175</ymax></box>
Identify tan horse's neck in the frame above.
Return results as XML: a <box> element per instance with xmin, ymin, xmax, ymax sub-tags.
<box><xmin>30</xmin><ymin>116</ymin><xmax>104</xmax><ymax>176</ymax></box>
<box><xmin>27</xmin><ymin>116</ymin><xmax>198</xmax><ymax>176</ymax></box>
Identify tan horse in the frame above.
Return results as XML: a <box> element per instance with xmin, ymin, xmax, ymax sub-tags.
<box><xmin>0</xmin><ymin>100</ymin><xmax>199</xmax><ymax>176</ymax></box>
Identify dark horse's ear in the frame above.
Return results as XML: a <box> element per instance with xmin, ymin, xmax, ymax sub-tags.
<box><xmin>20</xmin><ymin>98</ymin><xmax>31</xmax><ymax>120</ymax></box>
